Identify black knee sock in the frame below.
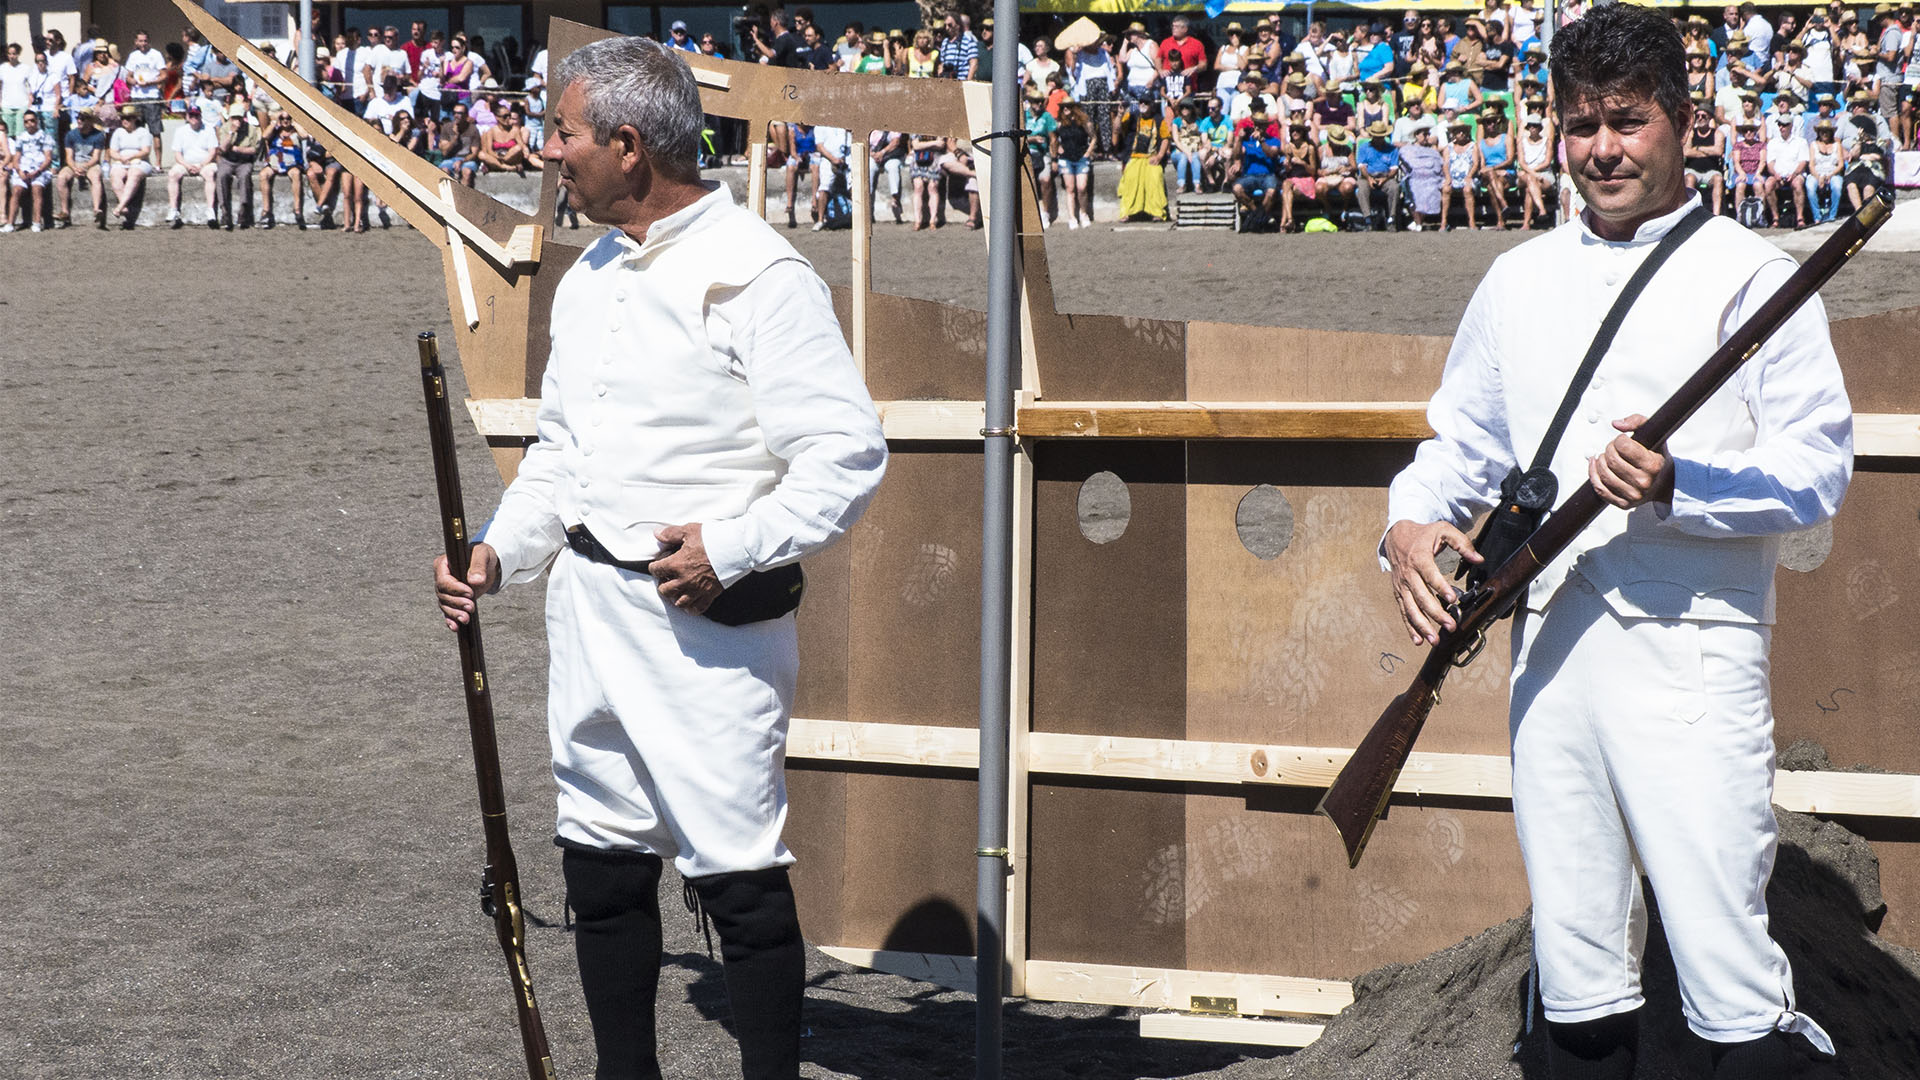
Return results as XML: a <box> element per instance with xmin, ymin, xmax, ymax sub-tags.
<box><xmin>689</xmin><ymin>867</ymin><xmax>805</xmax><ymax>1080</ymax></box>
<box><xmin>562</xmin><ymin>846</ymin><xmax>665</xmax><ymax>1080</ymax></box>
<box><xmin>1546</xmin><ymin>1010</ymin><xmax>1640</xmax><ymax>1080</ymax></box>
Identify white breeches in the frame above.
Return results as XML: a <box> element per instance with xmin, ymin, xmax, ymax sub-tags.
<box><xmin>1508</xmin><ymin>573</ymin><xmax>1830</xmax><ymax>1051</ymax></box>
<box><xmin>545</xmin><ymin>549</ymin><xmax>799</xmax><ymax>879</ymax></box>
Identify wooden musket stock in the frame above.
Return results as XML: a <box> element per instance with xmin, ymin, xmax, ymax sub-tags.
<box><xmin>1319</xmin><ymin>192</ymin><xmax>1896</xmax><ymax>868</ymax></box>
<box><xmin>418</xmin><ymin>332</ymin><xmax>558</xmax><ymax>1080</ymax></box>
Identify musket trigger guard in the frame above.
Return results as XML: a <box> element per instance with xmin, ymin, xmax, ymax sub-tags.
<box><xmin>1451</xmin><ymin>627</ymin><xmax>1488</xmax><ymax>669</ymax></box>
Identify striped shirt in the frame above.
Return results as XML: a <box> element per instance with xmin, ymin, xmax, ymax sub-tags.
<box><xmin>938</xmin><ymin>32</ymin><xmax>978</xmax><ymax>79</ymax></box>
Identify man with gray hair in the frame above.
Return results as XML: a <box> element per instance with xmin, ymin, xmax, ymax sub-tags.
<box><xmin>433</xmin><ymin>34</ymin><xmax>886</xmax><ymax>1080</ymax></box>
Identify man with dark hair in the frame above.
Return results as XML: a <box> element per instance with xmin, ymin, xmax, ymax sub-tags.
<box><xmin>434</xmin><ymin>35</ymin><xmax>885</xmax><ymax>1080</ymax></box>
<box><xmin>1382</xmin><ymin>5</ymin><xmax>1849</xmax><ymax>1078</ymax></box>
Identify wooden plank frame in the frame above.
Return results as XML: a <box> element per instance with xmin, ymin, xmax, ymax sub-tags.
<box><xmin>187</xmin><ymin>0</ymin><xmax>1920</xmax><ymax>1041</ymax></box>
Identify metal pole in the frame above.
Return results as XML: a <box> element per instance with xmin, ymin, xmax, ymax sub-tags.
<box><xmin>1542</xmin><ymin>0</ymin><xmax>1558</xmax><ymax>51</ymax></box>
<box><xmin>976</xmin><ymin>0</ymin><xmax>1021</xmax><ymax>1075</ymax></box>
<box><xmin>298</xmin><ymin>0</ymin><xmax>315</xmax><ymax>82</ymax></box>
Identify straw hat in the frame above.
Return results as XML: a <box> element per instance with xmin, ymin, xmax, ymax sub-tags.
<box><xmin>1366</xmin><ymin>119</ymin><xmax>1392</xmax><ymax>138</ymax></box>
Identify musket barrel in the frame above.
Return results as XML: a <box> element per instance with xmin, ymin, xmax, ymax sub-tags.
<box><xmin>418</xmin><ymin>331</ymin><xmax>558</xmax><ymax>1080</ymax></box>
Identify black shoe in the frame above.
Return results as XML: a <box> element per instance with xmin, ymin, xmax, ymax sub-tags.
<box><xmin>224</xmin><ymin>221</ymin><xmax>234</xmax><ymax>231</ymax></box>
<box><xmin>261</xmin><ymin>219</ymin><xmax>275</xmax><ymax>230</ymax></box>
<box><xmin>171</xmin><ymin>217</ymin><xmax>183</xmax><ymax>230</ymax></box>
<box><xmin>207</xmin><ymin>219</ymin><xmax>220</xmax><ymax>230</ymax></box>
<box><xmin>318</xmin><ymin>213</ymin><xmax>336</xmax><ymax>230</ymax></box>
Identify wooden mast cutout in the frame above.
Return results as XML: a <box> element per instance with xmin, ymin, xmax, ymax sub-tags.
<box><xmin>182</xmin><ymin>0</ymin><xmax>1920</xmax><ymax>1045</ymax></box>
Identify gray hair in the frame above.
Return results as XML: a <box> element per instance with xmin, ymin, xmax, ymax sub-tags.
<box><xmin>555</xmin><ymin>36</ymin><xmax>703</xmax><ymax>178</ymax></box>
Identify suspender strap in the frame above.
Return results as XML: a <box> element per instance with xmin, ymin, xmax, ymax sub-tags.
<box><xmin>1527</xmin><ymin>203</ymin><xmax>1714</xmax><ymax>474</ymax></box>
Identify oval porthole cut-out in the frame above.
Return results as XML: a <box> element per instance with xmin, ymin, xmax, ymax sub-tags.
<box><xmin>1777</xmin><ymin>519</ymin><xmax>1834</xmax><ymax>573</ymax></box>
<box><xmin>1236</xmin><ymin>485</ymin><xmax>1295</xmax><ymax>560</ymax></box>
<box><xmin>1077</xmin><ymin>471</ymin><xmax>1132</xmax><ymax>544</ymax></box>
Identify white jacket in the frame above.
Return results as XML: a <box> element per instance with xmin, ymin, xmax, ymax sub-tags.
<box><xmin>1387</xmin><ymin>196</ymin><xmax>1853</xmax><ymax>624</ymax></box>
<box><xmin>481</xmin><ymin>184</ymin><xmax>887</xmax><ymax>588</ymax></box>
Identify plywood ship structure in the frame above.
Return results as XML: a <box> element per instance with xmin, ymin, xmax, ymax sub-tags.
<box><xmin>179</xmin><ymin>2</ymin><xmax>1920</xmax><ymax>1049</ymax></box>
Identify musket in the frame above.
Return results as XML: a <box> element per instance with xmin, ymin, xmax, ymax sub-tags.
<box><xmin>1319</xmin><ymin>191</ymin><xmax>1896</xmax><ymax>869</ymax></box>
<box><xmin>418</xmin><ymin>331</ymin><xmax>558</xmax><ymax>1080</ymax></box>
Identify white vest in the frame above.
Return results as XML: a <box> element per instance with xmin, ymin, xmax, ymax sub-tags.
<box><xmin>1497</xmin><ymin>216</ymin><xmax>1790</xmax><ymax>623</ymax></box>
<box><xmin>545</xmin><ymin>191</ymin><xmax>806</xmax><ymax>562</ymax></box>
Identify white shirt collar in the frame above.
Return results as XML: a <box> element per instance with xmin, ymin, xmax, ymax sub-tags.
<box><xmin>607</xmin><ymin>182</ymin><xmax>733</xmax><ymax>261</ymax></box>
<box><xmin>1577</xmin><ymin>191</ymin><xmax>1702</xmax><ymax>246</ymax></box>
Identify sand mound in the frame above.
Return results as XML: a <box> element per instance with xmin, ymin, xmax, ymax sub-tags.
<box><xmin>1256</xmin><ymin>811</ymin><xmax>1920</xmax><ymax>1079</ymax></box>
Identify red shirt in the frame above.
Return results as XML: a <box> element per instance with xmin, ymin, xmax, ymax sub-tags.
<box><xmin>403</xmin><ymin>39</ymin><xmax>425</xmax><ymax>75</ymax></box>
<box><xmin>1160</xmin><ymin>34</ymin><xmax>1205</xmax><ymax>73</ymax></box>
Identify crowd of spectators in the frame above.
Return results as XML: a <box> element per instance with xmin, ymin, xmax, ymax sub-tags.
<box><xmin>718</xmin><ymin>1</ymin><xmax>1912</xmax><ymax>233</ymax></box>
<box><xmin>2</xmin><ymin>5</ymin><xmax>1910</xmax><ymax>236</ymax></box>
<box><xmin>0</xmin><ymin>19</ymin><xmax>548</xmax><ymax>232</ymax></box>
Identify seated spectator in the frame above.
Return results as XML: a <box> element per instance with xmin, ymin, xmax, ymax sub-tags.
<box><xmin>437</xmin><ymin>100</ymin><xmax>480</xmax><ymax>187</ymax></box>
<box><xmin>1354</xmin><ymin>119</ymin><xmax>1400</xmax><ymax>229</ymax></box>
<box><xmin>1312</xmin><ymin>79</ymin><xmax>1356</xmax><ymax>143</ymax></box>
<box><xmin>1316</xmin><ymin>125</ymin><xmax>1358</xmax><ymax>218</ymax></box>
<box><xmin>907</xmin><ymin>133</ymin><xmax>943</xmax><ymax>229</ymax></box>
<box><xmin>1763</xmin><ymin>112</ymin><xmax>1810</xmax><ymax>226</ymax></box>
<box><xmin>1729</xmin><ymin>116</ymin><xmax>1768</xmax><ymax>218</ymax></box>
<box><xmin>1515</xmin><ymin>114</ymin><xmax>1557</xmax><ymax>228</ymax></box>
<box><xmin>1439</xmin><ymin>119</ymin><xmax>1481</xmax><ymax>230</ymax></box>
<box><xmin>257</xmin><ymin>110</ymin><xmax>306</xmax><ymax>228</ymax></box>
<box><xmin>1230</xmin><ymin>109</ymin><xmax>1282</xmax><ymax>224</ymax></box>
<box><xmin>937</xmin><ymin>138</ymin><xmax>981</xmax><ymax>228</ymax></box>
<box><xmin>1681</xmin><ymin>103</ymin><xmax>1727</xmax><ymax>216</ymax></box>
<box><xmin>107</xmin><ymin>105</ymin><xmax>156</xmax><ymax>229</ymax></box>
<box><xmin>1476</xmin><ymin>106</ymin><xmax>1514</xmax><ymax>226</ymax></box>
<box><xmin>1354</xmin><ymin>78</ymin><xmax>1391</xmax><ymax>133</ymax></box>
<box><xmin>1845</xmin><ymin>124</ymin><xmax>1889</xmax><ymax>213</ymax></box>
<box><xmin>213</xmin><ymin>100</ymin><xmax>260</xmax><ymax>230</ymax></box>
<box><xmin>4</xmin><ymin>107</ymin><xmax>55</xmax><ymax>231</ymax></box>
<box><xmin>165</xmin><ymin>103</ymin><xmax>218</xmax><ymax>228</ymax></box>
<box><xmin>1198</xmin><ymin>97</ymin><xmax>1233</xmax><ymax>192</ymax></box>
<box><xmin>392</xmin><ymin>109</ymin><xmax>431</xmax><ymax>158</ymax></box>
<box><xmin>55</xmin><ymin>108</ymin><xmax>108</xmax><ymax>228</ymax></box>
<box><xmin>1805</xmin><ymin>118</ymin><xmax>1845</xmax><ymax>223</ymax></box>
<box><xmin>783</xmin><ymin>120</ymin><xmax>822</xmax><ymax>228</ymax></box>
<box><xmin>1115</xmin><ymin>101</ymin><xmax>1167</xmax><ymax>222</ymax></box>
<box><xmin>1054</xmin><ymin>104</ymin><xmax>1094</xmax><ymax>228</ymax></box>
<box><xmin>1438</xmin><ymin>61</ymin><xmax>1482</xmax><ymax>115</ymax></box>
<box><xmin>1277</xmin><ymin>119</ymin><xmax>1318</xmax><ymax>231</ymax></box>
<box><xmin>1393</xmin><ymin>96</ymin><xmax>1436</xmax><ymax>146</ymax></box>
<box><xmin>1401</xmin><ymin>123</ymin><xmax>1445</xmax><ymax>231</ymax></box>
<box><xmin>1168</xmin><ymin>97</ymin><xmax>1208</xmax><ymax>194</ymax></box>
<box><xmin>303</xmin><ymin>130</ymin><xmax>344</xmax><ymax>229</ymax></box>
<box><xmin>479</xmin><ymin>104</ymin><xmax>531</xmax><ymax>176</ymax></box>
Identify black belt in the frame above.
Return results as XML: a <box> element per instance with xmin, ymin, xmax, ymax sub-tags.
<box><xmin>564</xmin><ymin>522</ymin><xmax>804</xmax><ymax>627</ymax></box>
<box><xmin>566</xmin><ymin>523</ymin><xmax>652</xmax><ymax>573</ymax></box>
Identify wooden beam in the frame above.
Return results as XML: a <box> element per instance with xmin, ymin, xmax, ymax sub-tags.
<box><xmin>467</xmin><ymin>399</ymin><xmax>1920</xmax><ymax>453</ymax></box>
<box><xmin>817</xmin><ymin>947</ymin><xmax>976</xmax><ymax>992</ymax></box>
<box><xmin>814</xmin><ymin>950</ymin><xmax>1354</xmax><ymax>1020</ymax></box>
<box><xmin>1016</xmin><ymin>401</ymin><xmax>1435</xmax><ymax>440</ymax></box>
<box><xmin>788</xmin><ymin>717</ymin><xmax>978</xmax><ymax>769</ymax></box>
<box><xmin>1024</xmin><ymin>959</ymin><xmax>1354</xmax><ymax>1017</ymax></box>
<box><xmin>748</xmin><ymin>136</ymin><xmax>768</xmax><ymax>222</ymax></box>
<box><xmin>850</xmin><ymin>138</ymin><xmax>871</xmax><ymax>380</ymax></box>
<box><xmin>1856</xmin><ymin>412</ymin><xmax>1920</xmax><ymax>457</ymax></box>
<box><xmin>1004</xmin><ymin>439</ymin><xmax>1036</xmax><ymax>996</ymax></box>
<box><xmin>783</xmin><ymin>719</ymin><xmax>1920</xmax><ymax>820</ymax></box>
<box><xmin>1139</xmin><ymin>1013</ymin><xmax>1325</xmax><ymax>1048</ymax></box>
